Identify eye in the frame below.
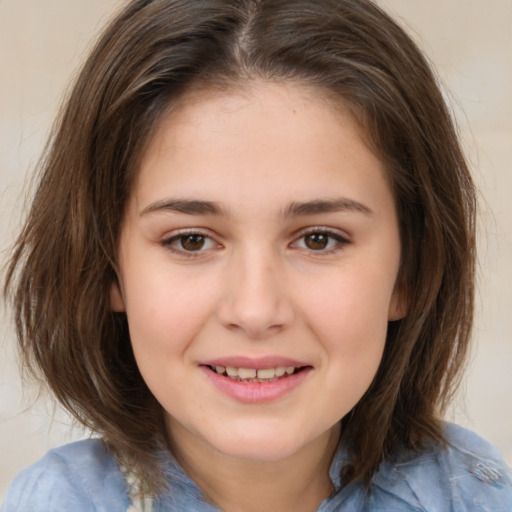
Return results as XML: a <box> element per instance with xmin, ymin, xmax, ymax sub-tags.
<box><xmin>162</xmin><ymin>232</ymin><xmax>220</xmax><ymax>254</ymax></box>
<box><xmin>292</xmin><ymin>229</ymin><xmax>349</xmax><ymax>253</ymax></box>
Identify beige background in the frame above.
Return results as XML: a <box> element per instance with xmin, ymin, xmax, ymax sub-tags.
<box><xmin>1</xmin><ymin>0</ymin><xmax>511</xmax><ymax>501</ymax></box>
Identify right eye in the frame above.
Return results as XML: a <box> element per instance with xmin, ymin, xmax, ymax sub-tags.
<box><xmin>162</xmin><ymin>232</ymin><xmax>220</xmax><ymax>254</ymax></box>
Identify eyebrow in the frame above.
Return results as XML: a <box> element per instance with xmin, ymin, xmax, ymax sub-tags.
<box><xmin>140</xmin><ymin>197</ymin><xmax>373</xmax><ymax>218</ymax></box>
<box><xmin>140</xmin><ymin>199</ymin><xmax>226</xmax><ymax>217</ymax></box>
<box><xmin>282</xmin><ymin>198</ymin><xmax>373</xmax><ymax>218</ymax></box>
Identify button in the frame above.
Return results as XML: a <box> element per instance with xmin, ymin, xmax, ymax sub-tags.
<box><xmin>471</xmin><ymin>462</ymin><xmax>502</xmax><ymax>484</ymax></box>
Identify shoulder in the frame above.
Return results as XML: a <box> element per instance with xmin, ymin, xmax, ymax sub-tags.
<box><xmin>370</xmin><ymin>423</ymin><xmax>512</xmax><ymax>512</ymax></box>
<box><xmin>441</xmin><ymin>423</ymin><xmax>512</xmax><ymax>510</ymax></box>
<box><xmin>2</xmin><ymin>439</ymin><xmax>130</xmax><ymax>512</ymax></box>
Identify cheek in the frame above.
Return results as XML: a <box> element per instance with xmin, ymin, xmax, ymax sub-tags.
<box><xmin>300</xmin><ymin>264</ymin><xmax>393</xmax><ymax>359</ymax></box>
<box><xmin>300</xmin><ymin>269</ymin><xmax>392</xmax><ymax>416</ymax></box>
<box><xmin>122</xmin><ymin>270</ymin><xmax>218</xmax><ymax>362</ymax></box>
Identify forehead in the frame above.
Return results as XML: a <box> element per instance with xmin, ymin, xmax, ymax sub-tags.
<box><xmin>139</xmin><ymin>80</ymin><xmax>371</xmax><ymax>165</ymax></box>
<box><xmin>130</xmin><ymin>81</ymin><xmax>393</xmax><ymax>219</ymax></box>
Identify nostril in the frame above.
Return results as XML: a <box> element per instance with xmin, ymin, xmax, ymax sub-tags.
<box><xmin>215</xmin><ymin>281</ymin><xmax>294</xmax><ymax>338</ymax></box>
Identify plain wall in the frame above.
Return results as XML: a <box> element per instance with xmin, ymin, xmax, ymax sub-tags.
<box><xmin>1</xmin><ymin>0</ymin><xmax>511</xmax><ymax>501</ymax></box>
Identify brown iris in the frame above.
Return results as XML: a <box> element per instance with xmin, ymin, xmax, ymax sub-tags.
<box><xmin>181</xmin><ymin>234</ymin><xmax>206</xmax><ymax>251</ymax></box>
<box><xmin>304</xmin><ymin>233</ymin><xmax>329</xmax><ymax>250</ymax></box>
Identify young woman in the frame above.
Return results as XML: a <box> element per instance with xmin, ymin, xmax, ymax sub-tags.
<box><xmin>3</xmin><ymin>1</ymin><xmax>511</xmax><ymax>510</ymax></box>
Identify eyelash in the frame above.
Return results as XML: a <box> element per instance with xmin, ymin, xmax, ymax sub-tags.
<box><xmin>160</xmin><ymin>228</ymin><xmax>350</xmax><ymax>257</ymax></box>
<box><xmin>161</xmin><ymin>229</ymin><xmax>220</xmax><ymax>257</ymax></box>
<box><xmin>290</xmin><ymin>228</ymin><xmax>350</xmax><ymax>255</ymax></box>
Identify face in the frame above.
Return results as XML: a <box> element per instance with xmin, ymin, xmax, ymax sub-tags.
<box><xmin>112</xmin><ymin>82</ymin><xmax>404</xmax><ymax>465</ymax></box>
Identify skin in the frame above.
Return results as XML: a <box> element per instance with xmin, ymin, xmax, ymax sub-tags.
<box><xmin>111</xmin><ymin>82</ymin><xmax>405</xmax><ymax>511</ymax></box>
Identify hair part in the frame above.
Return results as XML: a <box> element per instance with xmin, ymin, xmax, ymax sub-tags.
<box><xmin>4</xmin><ymin>0</ymin><xmax>476</xmax><ymax>495</ymax></box>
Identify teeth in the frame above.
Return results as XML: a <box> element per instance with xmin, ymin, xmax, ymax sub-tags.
<box><xmin>257</xmin><ymin>368</ymin><xmax>276</xmax><ymax>379</ymax></box>
<box><xmin>226</xmin><ymin>366</ymin><xmax>238</xmax><ymax>377</ymax></box>
<box><xmin>212</xmin><ymin>365</ymin><xmax>298</xmax><ymax>380</ymax></box>
<box><xmin>238</xmin><ymin>368</ymin><xmax>257</xmax><ymax>379</ymax></box>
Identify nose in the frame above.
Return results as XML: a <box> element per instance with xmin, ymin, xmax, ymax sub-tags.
<box><xmin>216</xmin><ymin>248</ymin><xmax>294</xmax><ymax>339</ymax></box>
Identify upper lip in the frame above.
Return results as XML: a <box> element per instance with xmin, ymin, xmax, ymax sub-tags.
<box><xmin>201</xmin><ymin>356</ymin><xmax>310</xmax><ymax>369</ymax></box>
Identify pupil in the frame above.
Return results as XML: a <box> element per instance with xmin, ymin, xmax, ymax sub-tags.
<box><xmin>305</xmin><ymin>233</ymin><xmax>328</xmax><ymax>250</ymax></box>
<box><xmin>181</xmin><ymin>234</ymin><xmax>205</xmax><ymax>251</ymax></box>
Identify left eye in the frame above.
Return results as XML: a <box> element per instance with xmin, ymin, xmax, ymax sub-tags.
<box><xmin>164</xmin><ymin>233</ymin><xmax>218</xmax><ymax>252</ymax></box>
<box><xmin>292</xmin><ymin>231</ymin><xmax>347</xmax><ymax>251</ymax></box>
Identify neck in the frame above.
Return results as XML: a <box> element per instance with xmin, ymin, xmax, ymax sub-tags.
<box><xmin>168</xmin><ymin>424</ymin><xmax>341</xmax><ymax>512</ymax></box>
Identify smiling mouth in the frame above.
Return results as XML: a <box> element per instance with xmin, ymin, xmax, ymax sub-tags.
<box><xmin>205</xmin><ymin>365</ymin><xmax>308</xmax><ymax>383</ymax></box>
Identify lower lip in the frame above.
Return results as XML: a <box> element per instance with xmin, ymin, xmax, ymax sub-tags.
<box><xmin>201</xmin><ymin>366</ymin><xmax>312</xmax><ymax>403</ymax></box>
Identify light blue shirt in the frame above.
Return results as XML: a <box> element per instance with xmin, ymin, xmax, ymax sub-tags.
<box><xmin>2</xmin><ymin>423</ymin><xmax>511</xmax><ymax>511</ymax></box>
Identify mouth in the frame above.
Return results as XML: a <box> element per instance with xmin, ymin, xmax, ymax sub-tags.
<box><xmin>200</xmin><ymin>359</ymin><xmax>313</xmax><ymax>402</ymax></box>
<box><xmin>204</xmin><ymin>364</ymin><xmax>309</xmax><ymax>383</ymax></box>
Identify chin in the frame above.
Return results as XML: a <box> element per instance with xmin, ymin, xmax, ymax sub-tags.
<box><xmin>208</xmin><ymin>426</ymin><xmax>308</xmax><ymax>462</ymax></box>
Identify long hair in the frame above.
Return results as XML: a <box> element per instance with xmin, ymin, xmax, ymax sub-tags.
<box><xmin>4</xmin><ymin>0</ymin><xmax>476</xmax><ymax>493</ymax></box>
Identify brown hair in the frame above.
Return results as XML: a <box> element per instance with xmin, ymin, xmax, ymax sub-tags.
<box><xmin>4</xmin><ymin>0</ymin><xmax>476</xmax><ymax>494</ymax></box>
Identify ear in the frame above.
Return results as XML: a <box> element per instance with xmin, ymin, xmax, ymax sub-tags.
<box><xmin>388</xmin><ymin>282</ymin><xmax>408</xmax><ymax>321</ymax></box>
<box><xmin>110</xmin><ymin>280</ymin><xmax>126</xmax><ymax>312</ymax></box>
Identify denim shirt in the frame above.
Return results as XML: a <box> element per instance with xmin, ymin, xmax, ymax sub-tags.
<box><xmin>2</xmin><ymin>423</ymin><xmax>511</xmax><ymax>512</ymax></box>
